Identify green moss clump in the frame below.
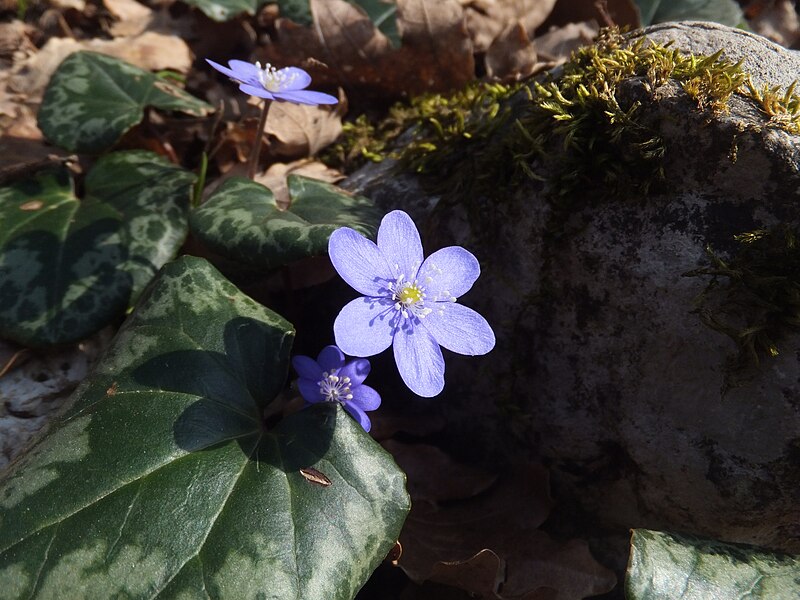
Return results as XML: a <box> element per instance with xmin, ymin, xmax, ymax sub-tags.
<box><xmin>686</xmin><ymin>226</ymin><xmax>800</xmax><ymax>367</ymax></box>
<box><xmin>744</xmin><ymin>80</ymin><xmax>800</xmax><ymax>135</ymax></box>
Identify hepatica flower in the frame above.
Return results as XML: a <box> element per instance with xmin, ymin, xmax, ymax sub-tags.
<box><xmin>205</xmin><ymin>59</ymin><xmax>337</xmax><ymax>105</ymax></box>
<box><xmin>292</xmin><ymin>345</ymin><xmax>380</xmax><ymax>432</ymax></box>
<box><xmin>329</xmin><ymin>210</ymin><xmax>495</xmax><ymax>397</ymax></box>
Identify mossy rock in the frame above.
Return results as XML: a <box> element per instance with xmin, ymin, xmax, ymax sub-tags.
<box><xmin>343</xmin><ymin>21</ymin><xmax>800</xmax><ymax>555</ymax></box>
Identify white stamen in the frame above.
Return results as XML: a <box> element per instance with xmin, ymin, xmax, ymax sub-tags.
<box><xmin>318</xmin><ymin>370</ymin><xmax>352</xmax><ymax>404</ymax></box>
<box><xmin>255</xmin><ymin>62</ymin><xmax>298</xmax><ymax>92</ymax></box>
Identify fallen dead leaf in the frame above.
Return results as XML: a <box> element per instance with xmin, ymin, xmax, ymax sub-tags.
<box><xmin>533</xmin><ymin>21</ymin><xmax>598</xmax><ymax>65</ymax></box>
<box><xmin>383</xmin><ymin>440</ymin><xmax>498</xmax><ymax>503</ymax></box>
<box><xmin>539</xmin><ymin>0</ymin><xmax>639</xmax><ymax>31</ymax></box>
<box><xmin>746</xmin><ymin>0</ymin><xmax>800</xmax><ymax>48</ymax></box>
<box><xmin>257</xmin><ymin>158</ymin><xmax>344</xmax><ymax>209</ymax></box>
<box><xmin>263</xmin><ymin>0</ymin><xmax>474</xmax><ymax>99</ymax></box>
<box><xmin>264</xmin><ymin>95</ymin><xmax>346</xmax><ymax>159</ymax></box>
<box><xmin>485</xmin><ymin>21</ymin><xmax>537</xmax><ymax>80</ymax></box>
<box><xmin>103</xmin><ymin>0</ymin><xmax>153</xmax><ymax>36</ymax></box>
<box><xmin>462</xmin><ymin>0</ymin><xmax>558</xmax><ymax>52</ymax></box>
<box><xmin>395</xmin><ymin>457</ymin><xmax>616</xmax><ymax>599</ymax></box>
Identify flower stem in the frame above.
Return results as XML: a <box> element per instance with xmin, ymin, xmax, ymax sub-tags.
<box><xmin>247</xmin><ymin>100</ymin><xmax>271</xmax><ymax>179</ymax></box>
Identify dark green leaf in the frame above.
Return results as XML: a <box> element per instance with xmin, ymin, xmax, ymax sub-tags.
<box><xmin>0</xmin><ymin>151</ymin><xmax>194</xmax><ymax>347</ymax></box>
<box><xmin>0</xmin><ymin>256</ymin><xmax>410</xmax><ymax>599</ymax></box>
<box><xmin>38</xmin><ymin>52</ymin><xmax>212</xmax><ymax>153</ymax></box>
<box><xmin>190</xmin><ymin>175</ymin><xmax>382</xmax><ymax>269</ymax></box>
<box><xmin>634</xmin><ymin>0</ymin><xmax>743</xmax><ymax>27</ymax></box>
<box><xmin>626</xmin><ymin>529</ymin><xmax>800</xmax><ymax>599</ymax></box>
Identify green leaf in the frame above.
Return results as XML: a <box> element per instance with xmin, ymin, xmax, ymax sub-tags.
<box><xmin>626</xmin><ymin>529</ymin><xmax>800</xmax><ymax>599</ymax></box>
<box><xmin>38</xmin><ymin>52</ymin><xmax>212</xmax><ymax>153</ymax></box>
<box><xmin>634</xmin><ymin>0</ymin><xmax>743</xmax><ymax>27</ymax></box>
<box><xmin>0</xmin><ymin>256</ymin><xmax>410</xmax><ymax>599</ymax></box>
<box><xmin>0</xmin><ymin>151</ymin><xmax>194</xmax><ymax>347</ymax></box>
<box><xmin>190</xmin><ymin>175</ymin><xmax>382</xmax><ymax>269</ymax></box>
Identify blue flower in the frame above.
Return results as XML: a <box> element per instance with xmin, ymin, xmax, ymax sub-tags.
<box><xmin>206</xmin><ymin>59</ymin><xmax>338</xmax><ymax>105</ymax></box>
<box><xmin>292</xmin><ymin>345</ymin><xmax>381</xmax><ymax>432</ymax></box>
<box><xmin>328</xmin><ymin>210</ymin><xmax>495</xmax><ymax>398</ymax></box>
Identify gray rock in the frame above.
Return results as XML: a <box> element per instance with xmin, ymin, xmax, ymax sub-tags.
<box><xmin>345</xmin><ymin>22</ymin><xmax>800</xmax><ymax>552</ymax></box>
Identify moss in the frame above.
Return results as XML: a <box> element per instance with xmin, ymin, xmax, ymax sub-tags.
<box><xmin>685</xmin><ymin>225</ymin><xmax>800</xmax><ymax>370</ymax></box>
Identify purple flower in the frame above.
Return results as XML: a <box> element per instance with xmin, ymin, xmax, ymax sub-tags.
<box><xmin>328</xmin><ymin>210</ymin><xmax>495</xmax><ymax>398</ymax></box>
<box><xmin>292</xmin><ymin>345</ymin><xmax>381</xmax><ymax>432</ymax></box>
<box><xmin>206</xmin><ymin>59</ymin><xmax>338</xmax><ymax>105</ymax></box>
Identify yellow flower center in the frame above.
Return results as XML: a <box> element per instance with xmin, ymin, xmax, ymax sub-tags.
<box><xmin>398</xmin><ymin>283</ymin><xmax>424</xmax><ymax>305</ymax></box>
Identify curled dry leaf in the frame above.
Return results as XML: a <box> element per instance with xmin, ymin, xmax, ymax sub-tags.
<box><xmin>463</xmin><ymin>0</ymin><xmax>558</xmax><ymax>52</ymax></box>
<box><xmin>540</xmin><ymin>0</ymin><xmax>639</xmax><ymax>31</ymax></box>
<box><xmin>264</xmin><ymin>94</ymin><xmax>347</xmax><ymax>159</ymax></box>
<box><xmin>746</xmin><ymin>0</ymin><xmax>800</xmax><ymax>47</ymax></box>
<box><xmin>485</xmin><ymin>21</ymin><xmax>538</xmax><ymax>80</ymax></box>
<box><xmin>396</xmin><ymin>458</ymin><xmax>616</xmax><ymax>599</ymax></box>
<box><xmin>263</xmin><ymin>0</ymin><xmax>474</xmax><ymax>99</ymax></box>
<box><xmin>533</xmin><ymin>21</ymin><xmax>598</xmax><ymax>65</ymax></box>
<box><xmin>103</xmin><ymin>0</ymin><xmax>153</xmax><ymax>37</ymax></box>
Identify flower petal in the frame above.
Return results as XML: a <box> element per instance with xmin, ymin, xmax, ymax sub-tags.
<box><xmin>421</xmin><ymin>303</ymin><xmax>495</xmax><ymax>356</ymax></box>
<box><xmin>238</xmin><ymin>83</ymin><xmax>276</xmax><ymax>100</ymax></box>
<box><xmin>350</xmin><ymin>384</ymin><xmax>381</xmax><ymax>411</ymax></box>
<box><xmin>329</xmin><ymin>227</ymin><xmax>395</xmax><ymax>296</ymax></box>
<box><xmin>228</xmin><ymin>59</ymin><xmax>261</xmax><ymax>80</ymax></box>
<box><xmin>274</xmin><ymin>89</ymin><xmax>339</xmax><ymax>105</ymax></box>
<box><xmin>297</xmin><ymin>378</ymin><xmax>324</xmax><ymax>404</ymax></box>
<box><xmin>206</xmin><ymin>59</ymin><xmax>241</xmax><ymax>81</ymax></box>
<box><xmin>393</xmin><ymin>324</ymin><xmax>445</xmax><ymax>397</ymax></box>
<box><xmin>334</xmin><ymin>297</ymin><xmax>396</xmax><ymax>357</ymax></box>
<box><xmin>317</xmin><ymin>345</ymin><xmax>345</xmax><ymax>372</ymax></box>
<box><xmin>419</xmin><ymin>246</ymin><xmax>480</xmax><ymax>300</ymax></box>
<box><xmin>377</xmin><ymin>210</ymin><xmax>424</xmax><ymax>280</ymax></box>
<box><xmin>292</xmin><ymin>355</ymin><xmax>322</xmax><ymax>380</ymax></box>
<box><xmin>339</xmin><ymin>358</ymin><xmax>371</xmax><ymax>386</ymax></box>
<box><xmin>275</xmin><ymin>67</ymin><xmax>312</xmax><ymax>91</ymax></box>
<box><xmin>344</xmin><ymin>403</ymin><xmax>372</xmax><ymax>432</ymax></box>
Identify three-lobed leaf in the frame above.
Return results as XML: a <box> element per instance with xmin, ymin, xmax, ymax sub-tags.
<box><xmin>626</xmin><ymin>529</ymin><xmax>800</xmax><ymax>599</ymax></box>
<box><xmin>0</xmin><ymin>151</ymin><xmax>195</xmax><ymax>347</ymax></box>
<box><xmin>38</xmin><ymin>51</ymin><xmax>212</xmax><ymax>153</ymax></box>
<box><xmin>0</xmin><ymin>256</ymin><xmax>410</xmax><ymax>599</ymax></box>
<box><xmin>190</xmin><ymin>175</ymin><xmax>382</xmax><ymax>269</ymax></box>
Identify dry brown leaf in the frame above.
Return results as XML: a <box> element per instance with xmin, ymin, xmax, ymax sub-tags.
<box><xmin>463</xmin><ymin>0</ymin><xmax>558</xmax><ymax>51</ymax></box>
<box><xmin>398</xmin><ymin>463</ymin><xmax>616</xmax><ymax>599</ymax></box>
<box><xmin>103</xmin><ymin>0</ymin><xmax>153</xmax><ymax>37</ymax></box>
<box><xmin>485</xmin><ymin>21</ymin><xmax>537</xmax><ymax>80</ymax></box>
<box><xmin>539</xmin><ymin>0</ymin><xmax>639</xmax><ymax>31</ymax></box>
<box><xmin>264</xmin><ymin>98</ymin><xmax>346</xmax><ymax>159</ymax></box>
<box><xmin>9</xmin><ymin>32</ymin><xmax>192</xmax><ymax>100</ymax></box>
<box><xmin>746</xmin><ymin>0</ymin><xmax>800</xmax><ymax>47</ymax></box>
<box><xmin>263</xmin><ymin>0</ymin><xmax>474</xmax><ymax>99</ymax></box>
<box><xmin>257</xmin><ymin>158</ymin><xmax>344</xmax><ymax>209</ymax></box>
<box><xmin>533</xmin><ymin>21</ymin><xmax>598</xmax><ymax>65</ymax></box>
<box><xmin>383</xmin><ymin>441</ymin><xmax>498</xmax><ymax>503</ymax></box>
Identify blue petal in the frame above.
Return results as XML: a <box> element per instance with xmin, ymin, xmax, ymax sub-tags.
<box><xmin>419</xmin><ymin>246</ymin><xmax>480</xmax><ymax>300</ymax></box>
<box><xmin>274</xmin><ymin>89</ymin><xmax>339</xmax><ymax>105</ymax></box>
<box><xmin>329</xmin><ymin>227</ymin><xmax>395</xmax><ymax>296</ymax></box>
<box><xmin>317</xmin><ymin>345</ymin><xmax>345</xmax><ymax>372</ymax></box>
<box><xmin>393</xmin><ymin>324</ymin><xmax>444</xmax><ymax>397</ymax></box>
<box><xmin>339</xmin><ymin>358</ymin><xmax>371</xmax><ymax>386</ymax></box>
<box><xmin>206</xmin><ymin>59</ymin><xmax>240</xmax><ymax>80</ymax></box>
<box><xmin>228</xmin><ymin>59</ymin><xmax>261</xmax><ymax>81</ymax></box>
<box><xmin>344</xmin><ymin>403</ymin><xmax>372</xmax><ymax>432</ymax></box>
<box><xmin>421</xmin><ymin>303</ymin><xmax>495</xmax><ymax>355</ymax></box>
<box><xmin>334</xmin><ymin>297</ymin><xmax>395</xmax><ymax>357</ymax></box>
<box><xmin>292</xmin><ymin>355</ymin><xmax>322</xmax><ymax>380</ymax></box>
<box><xmin>275</xmin><ymin>67</ymin><xmax>312</xmax><ymax>91</ymax></box>
<box><xmin>377</xmin><ymin>210</ymin><xmax>424</xmax><ymax>281</ymax></box>
<box><xmin>238</xmin><ymin>83</ymin><xmax>276</xmax><ymax>100</ymax></box>
<box><xmin>350</xmin><ymin>384</ymin><xmax>381</xmax><ymax>411</ymax></box>
<box><xmin>297</xmin><ymin>378</ymin><xmax>324</xmax><ymax>404</ymax></box>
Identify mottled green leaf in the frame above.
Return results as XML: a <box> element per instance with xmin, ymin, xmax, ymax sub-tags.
<box><xmin>626</xmin><ymin>529</ymin><xmax>800</xmax><ymax>599</ymax></box>
<box><xmin>634</xmin><ymin>0</ymin><xmax>742</xmax><ymax>26</ymax></box>
<box><xmin>190</xmin><ymin>175</ymin><xmax>382</xmax><ymax>268</ymax></box>
<box><xmin>0</xmin><ymin>256</ymin><xmax>410</xmax><ymax>599</ymax></box>
<box><xmin>0</xmin><ymin>151</ymin><xmax>194</xmax><ymax>347</ymax></box>
<box><xmin>38</xmin><ymin>51</ymin><xmax>212</xmax><ymax>153</ymax></box>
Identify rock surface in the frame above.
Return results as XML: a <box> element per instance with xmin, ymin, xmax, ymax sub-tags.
<box><xmin>345</xmin><ymin>22</ymin><xmax>800</xmax><ymax>552</ymax></box>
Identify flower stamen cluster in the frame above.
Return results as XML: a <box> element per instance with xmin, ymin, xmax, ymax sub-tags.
<box><xmin>255</xmin><ymin>62</ymin><xmax>298</xmax><ymax>92</ymax></box>
<box><xmin>318</xmin><ymin>371</ymin><xmax>354</xmax><ymax>403</ymax></box>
